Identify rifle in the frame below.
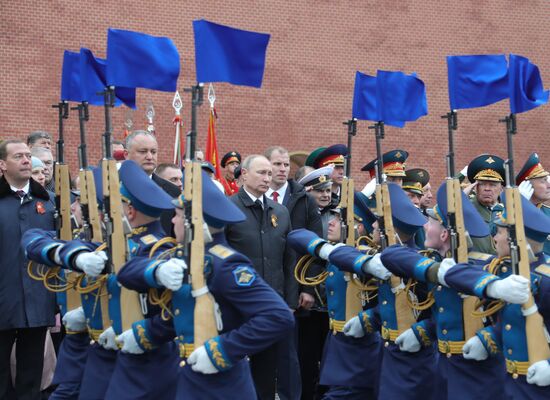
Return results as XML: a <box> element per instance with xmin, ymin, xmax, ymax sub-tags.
<box><xmin>369</xmin><ymin>121</ymin><xmax>416</xmax><ymax>335</ymax></box>
<box><xmin>442</xmin><ymin>110</ymin><xmax>483</xmax><ymax>338</ymax></box>
<box><xmin>500</xmin><ymin>113</ymin><xmax>550</xmax><ymax>364</ymax></box>
<box><xmin>52</xmin><ymin>101</ymin><xmax>80</xmax><ymax>312</ymax></box>
<box><xmin>338</xmin><ymin>118</ymin><xmax>364</xmax><ymax>320</ymax></box>
<box><xmin>101</xmin><ymin>87</ymin><xmax>143</xmax><ymax>334</ymax></box>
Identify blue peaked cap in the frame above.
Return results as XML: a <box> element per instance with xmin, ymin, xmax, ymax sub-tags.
<box><xmin>354</xmin><ymin>192</ymin><xmax>377</xmax><ymax>233</ymax></box>
<box><xmin>386</xmin><ymin>183</ymin><xmax>427</xmax><ymax>235</ymax></box>
<box><xmin>119</xmin><ymin>160</ymin><xmax>174</xmax><ymax>217</ymax></box>
<box><xmin>428</xmin><ymin>180</ymin><xmax>490</xmax><ymax>238</ymax></box>
<box><xmin>498</xmin><ymin>194</ymin><xmax>550</xmax><ymax>242</ymax></box>
<box><xmin>173</xmin><ymin>169</ymin><xmax>245</xmax><ymax>228</ymax></box>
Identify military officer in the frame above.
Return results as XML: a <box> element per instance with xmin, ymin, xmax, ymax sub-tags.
<box><xmin>402</xmin><ymin>168</ymin><xmax>430</xmax><ymax>249</ymax></box>
<box><xmin>311</xmin><ymin>144</ymin><xmax>348</xmax><ymax>203</ymax></box>
<box><xmin>304</xmin><ymin>146</ymin><xmax>327</xmax><ymax>168</ymax></box>
<box><xmin>299</xmin><ymin>165</ymin><xmax>334</xmax><ymax>238</ymax></box>
<box><xmin>465</xmin><ymin>154</ymin><xmax>506</xmax><ymax>254</ymax></box>
<box><xmin>380</xmin><ymin>181</ymin><xmax>513</xmax><ymax>399</ymax></box>
<box><xmin>442</xmin><ymin>194</ymin><xmax>550</xmax><ymax>398</ymax></box>
<box><xmin>220</xmin><ymin>151</ymin><xmax>241</xmax><ymax>195</ymax></box>
<box><xmin>516</xmin><ymin>152</ymin><xmax>550</xmax><ymax>254</ymax></box>
<box><xmin>361</xmin><ymin>149</ymin><xmax>409</xmax><ymax>186</ymax></box>
<box><xmin>113</xmin><ymin>168</ymin><xmax>295</xmax><ymax>399</ymax></box>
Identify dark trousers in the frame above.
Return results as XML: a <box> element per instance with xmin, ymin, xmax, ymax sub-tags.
<box><xmin>276</xmin><ymin>318</ymin><xmax>302</xmax><ymax>400</ymax></box>
<box><xmin>297</xmin><ymin>311</ymin><xmax>329</xmax><ymax>400</ymax></box>
<box><xmin>250</xmin><ymin>344</ymin><xmax>278</xmax><ymax>399</ymax></box>
<box><xmin>0</xmin><ymin>327</ymin><xmax>48</xmax><ymax>400</ymax></box>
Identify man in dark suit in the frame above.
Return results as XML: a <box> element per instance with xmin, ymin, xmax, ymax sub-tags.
<box><xmin>0</xmin><ymin>140</ymin><xmax>56</xmax><ymax>399</ymax></box>
<box><xmin>265</xmin><ymin>146</ymin><xmax>323</xmax><ymax>400</ymax></box>
<box><xmin>225</xmin><ymin>154</ymin><xmax>297</xmax><ymax>400</ymax></box>
<box><xmin>124</xmin><ymin>130</ymin><xmax>180</xmax><ymax>235</ymax></box>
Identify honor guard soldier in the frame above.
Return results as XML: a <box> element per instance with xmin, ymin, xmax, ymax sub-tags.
<box><xmin>441</xmin><ymin>194</ymin><xmax>550</xmax><ymax>398</ymax></box>
<box><xmin>516</xmin><ymin>152</ymin><xmax>550</xmax><ymax>254</ymax></box>
<box><xmin>380</xmin><ymin>181</ymin><xmax>511</xmax><ymax>400</ymax></box>
<box><xmin>325</xmin><ymin>184</ymin><xmax>437</xmax><ymax>400</ymax></box>
<box><xmin>466</xmin><ymin>154</ymin><xmax>506</xmax><ymax>254</ymax></box>
<box><xmin>113</xmin><ymin>169</ymin><xmax>295</xmax><ymax>399</ymax></box>
<box><xmin>311</xmin><ymin>144</ymin><xmax>348</xmax><ymax>204</ymax></box>
<box><xmin>220</xmin><ymin>151</ymin><xmax>241</xmax><ymax>195</ymax></box>
<box><xmin>361</xmin><ymin>149</ymin><xmax>409</xmax><ymax>186</ymax></box>
<box><xmin>402</xmin><ymin>168</ymin><xmax>430</xmax><ymax>249</ymax></box>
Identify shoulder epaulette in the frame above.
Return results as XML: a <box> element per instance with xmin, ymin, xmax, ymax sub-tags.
<box><xmin>534</xmin><ymin>264</ymin><xmax>550</xmax><ymax>278</ymax></box>
<box><xmin>209</xmin><ymin>244</ymin><xmax>235</xmax><ymax>260</ymax></box>
<box><xmin>140</xmin><ymin>234</ymin><xmax>158</xmax><ymax>246</ymax></box>
<box><xmin>468</xmin><ymin>251</ymin><xmax>492</xmax><ymax>262</ymax></box>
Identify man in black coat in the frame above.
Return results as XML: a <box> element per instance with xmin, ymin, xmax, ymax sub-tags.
<box><xmin>266</xmin><ymin>146</ymin><xmax>324</xmax><ymax>400</ymax></box>
<box><xmin>124</xmin><ymin>130</ymin><xmax>181</xmax><ymax>235</ymax></box>
<box><xmin>225</xmin><ymin>154</ymin><xmax>297</xmax><ymax>400</ymax></box>
<box><xmin>0</xmin><ymin>140</ymin><xmax>56</xmax><ymax>399</ymax></box>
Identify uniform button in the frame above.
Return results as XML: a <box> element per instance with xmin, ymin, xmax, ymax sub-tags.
<box><xmin>505</xmin><ymin>324</ymin><xmax>511</xmax><ymax>331</ymax></box>
<box><xmin>507</xmin><ymin>349</ymin><xmax>513</xmax><ymax>355</ymax></box>
<box><xmin>382</xmin><ymin>300</ymin><xmax>387</xmax><ymax>305</ymax></box>
<box><xmin>501</xmin><ymin>267</ymin><xmax>508</xmax><ymax>273</ymax></box>
<box><xmin>84</xmin><ymin>295</ymin><xmax>89</xmax><ymax>300</ymax></box>
<box><xmin>439</xmin><ymin>307</ymin><xmax>444</xmax><ymax>313</ymax></box>
<box><xmin>437</xmin><ymin>285</ymin><xmax>442</xmax><ymax>291</ymax></box>
<box><xmin>442</xmin><ymin>329</ymin><xmax>448</xmax><ymax>335</ymax></box>
<box><xmin>179</xmin><ymin>361</ymin><xmax>186</xmax><ymax>367</ymax></box>
<box><xmin>175</xmin><ymin>309</ymin><xmax>180</xmax><ymax>316</ymax></box>
<box><xmin>329</xmin><ymin>272</ymin><xmax>334</xmax><ymax>277</ymax></box>
<box><xmin>260</xmin><ymin>230</ymin><xmax>264</xmax><ymax>234</ymax></box>
<box><xmin>383</xmin><ymin>321</ymin><xmax>387</xmax><ymax>326</ymax></box>
<box><xmin>384</xmin><ymin>341</ymin><xmax>389</xmax><ymax>347</ymax></box>
<box><xmin>329</xmin><ymin>291</ymin><xmax>334</xmax><ymax>296</ymax></box>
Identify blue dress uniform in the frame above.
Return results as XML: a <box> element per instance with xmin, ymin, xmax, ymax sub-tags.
<box><xmin>22</xmin><ymin>228</ymin><xmax>90</xmax><ymax>400</ymax></box>
<box><xmin>287</xmin><ymin>229</ymin><xmax>382</xmax><ymax>400</ymax></box>
<box><xmin>444</xmin><ymin>195</ymin><xmax>550</xmax><ymax>399</ymax></box>
<box><xmin>402</xmin><ymin>168</ymin><xmax>430</xmax><ymax>249</ymax></box>
<box><xmin>328</xmin><ymin>184</ymin><xmax>437</xmax><ymax>400</ymax></box>
<box><xmin>381</xmin><ymin>180</ymin><xmax>506</xmax><ymax>399</ymax></box>
<box><xmin>115</xmin><ymin>170</ymin><xmax>295</xmax><ymax>399</ymax></box>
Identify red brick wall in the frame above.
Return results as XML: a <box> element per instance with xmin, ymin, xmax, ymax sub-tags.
<box><xmin>2</xmin><ymin>1</ymin><xmax>550</xmax><ymax>188</ymax></box>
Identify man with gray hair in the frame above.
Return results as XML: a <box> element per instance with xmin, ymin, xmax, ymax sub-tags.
<box><xmin>27</xmin><ymin>130</ymin><xmax>52</xmax><ymax>150</ymax></box>
<box><xmin>124</xmin><ymin>130</ymin><xmax>180</xmax><ymax>235</ymax></box>
<box><xmin>225</xmin><ymin>154</ymin><xmax>297</xmax><ymax>400</ymax></box>
<box><xmin>31</xmin><ymin>146</ymin><xmax>54</xmax><ymax>192</ymax></box>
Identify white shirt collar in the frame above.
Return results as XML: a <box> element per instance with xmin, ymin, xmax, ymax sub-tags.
<box><xmin>266</xmin><ymin>181</ymin><xmax>288</xmax><ymax>204</ymax></box>
<box><xmin>243</xmin><ymin>187</ymin><xmax>264</xmax><ymax>207</ymax></box>
<box><xmin>10</xmin><ymin>182</ymin><xmax>30</xmax><ymax>195</ymax></box>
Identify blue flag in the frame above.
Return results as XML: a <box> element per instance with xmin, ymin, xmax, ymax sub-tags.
<box><xmin>106</xmin><ymin>28</ymin><xmax>180</xmax><ymax>92</ymax></box>
<box><xmin>351</xmin><ymin>71</ymin><xmax>405</xmax><ymax>127</ymax></box>
<box><xmin>508</xmin><ymin>54</ymin><xmax>549</xmax><ymax>114</ymax></box>
<box><xmin>447</xmin><ymin>54</ymin><xmax>509</xmax><ymax>110</ymax></box>
<box><xmin>80</xmin><ymin>48</ymin><xmax>136</xmax><ymax>108</ymax></box>
<box><xmin>376</xmin><ymin>70</ymin><xmax>428</xmax><ymax>122</ymax></box>
<box><xmin>193</xmin><ymin>19</ymin><xmax>270</xmax><ymax>88</ymax></box>
<box><xmin>61</xmin><ymin>51</ymin><xmax>82</xmax><ymax>102</ymax></box>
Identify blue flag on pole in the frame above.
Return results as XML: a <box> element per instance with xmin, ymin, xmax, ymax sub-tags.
<box><xmin>376</xmin><ymin>70</ymin><xmax>428</xmax><ymax>122</ymax></box>
<box><xmin>80</xmin><ymin>48</ymin><xmax>136</xmax><ymax>108</ymax></box>
<box><xmin>193</xmin><ymin>19</ymin><xmax>270</xmax><ymax>88</ymax></box>
<box><xmin>106</xmin><ymin>28</ymin><xmax>180</xmax><ymax>92</ymax></box>
<box><xmin>447</xmin><ymin>54</ymin><xmax>509</xmax><ymax>110</ymax></box>
<box><xmin>61</xmin><ymin>51</ymin><xmax>82</xmax><ymax>102</ymax></box>
<box><xmin>508</xmin><ymin>54</ymin><xmax>549</xmax><ymax>114</ymax></box>
<box><xmin>351</xmin><ymin>71</ymin><xmax>405</xmax><ymax>127</ymax></box>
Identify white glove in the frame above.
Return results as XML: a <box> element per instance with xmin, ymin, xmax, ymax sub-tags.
<box><xmin>98</xmin><ymin>327</ymin><xmax>118</xmax><ymax>351</ymax></box>
<box><xmin>363</xmin><ymin>253</ymin><xmax>391</xmax><ymax>280</ymax></box>
<box><xmin>486</xmin><ymin>275</ymin><xmax>530</xmax><ymax>304</ymax></box>
<box><xmin>518</xmin><ymin>180</ymin><xmax>534</xmax><ymax>200</ymax></box>
<box><xmin>462</xmin><ymin>335</ymin><xmax>488</xmax><ymax>361</ymax></box>
<box><xmin>116</xmin><ymin>329</ymin><xmax>144</xmax><ymax>355</ymax></box>
<box><xmin>62</xmin><ymin>307</ymin><xmax>87</xmax><ymax>332</ymax></box>
<box><xmin>187</xmin><ymin>345</ymin><xmax>219</xmax><ymax>374</ymax></box>
<box><xmin>361</xmin><ymin>178</ymin><xmax>377</xmax><ymax>198</ymax></box>
<box><xmin>395</xmin><ymin>328</ymin><xmax>421</xmax><ymax>352</ymax></box>
<box><xmin>75</xmin><ymin>251</ymin><xmax>108</xmax><ymax>277</ymax></box>
<box><xmin>527</xmin><ymin>359</ymin><xmax>550</xmax><ymax>386</ymax></box>
<box><xmin>460</xmin><ymin>165</ymin><xmax>468</xmax><ymax>177</ymax></box>
<box><xmin>318</xmin><ymin>243</ymin><xmax>344</xmax><ymax>260</ymax></box>
<box><xmin>437</xmin><ymin>258</ymin><xmax>457</xmax><ymax>287</ymax></box>
<box><xmin>155</xmin><ymin>258</ymin><xmax>187</xmax><ymax>291</ymax></box>
<box><xmin>343</xmin><ymin>316</ymin><xmax>365</xmax><ymax>338</ymax></box>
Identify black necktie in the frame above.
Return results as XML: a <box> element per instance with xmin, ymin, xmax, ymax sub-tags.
<box><xmin>16</xmin><ymin>190</ymin><xmax>25</xmax><ymax>200</ymax></box>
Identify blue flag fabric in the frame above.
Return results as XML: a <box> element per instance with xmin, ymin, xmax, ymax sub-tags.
<box><xmin>193</xmin><ymin>19</ymin><xmax>270</xmax><ymax>88</ymax></box>
<box><xmin>508</xmin><ymin>54</ymin><xmax>549</xmax><ymax>114</ymax></box>
<box><xmin>376</xmin><ymin>70</ymin><xmax>428</xmax><ymax>122</ymax></box>
<box><xmin>79</xmin><ymin>48</ymin><xmax>136</xmax><ymax>108</ymax></box>
<box><xmin>106</xmin><ymin>28</ymin><xmax>180</xmax><ymax>92</ymax></box>
<box><xmin>61</xmin><ymin>51</ymin><xmax>82</xmax><ymax>102</ymax></box>
<box><xmin>352</xmin><ymin>71</ymin><xmax>405</xmax><ymax>127</ymax></box>
<box><xmin>447</xmin><ymin>54</ymin><xmax>509</xmax><ymax>110</ymax></box>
